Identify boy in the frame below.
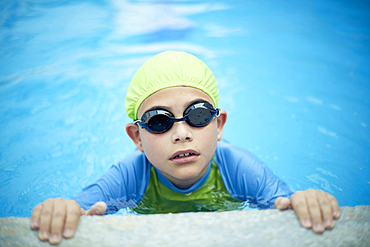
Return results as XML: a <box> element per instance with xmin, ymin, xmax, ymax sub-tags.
<box><xmin>31</xmin><ymin>51</ymin><xmax>340</xmax><ymax>245</ymax></box>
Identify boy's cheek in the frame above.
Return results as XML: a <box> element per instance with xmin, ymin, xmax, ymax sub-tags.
<box><xmin>140</xmin><ymin>134</ymin><xmax>165</xmax><ymax>156</ymax></box>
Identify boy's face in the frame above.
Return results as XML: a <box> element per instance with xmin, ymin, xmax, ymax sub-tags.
<box><xmin>126</xmin><ymin>87</ymin><xmax>226</xmax><ymax>189</ymax></box>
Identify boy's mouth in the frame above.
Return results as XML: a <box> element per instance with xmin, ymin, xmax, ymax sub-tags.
<box><xmin>173</xmin><ymin>152</ymin><xmax>196</xmax><ymax>159</ymax></box>
<box><xmin>170</xmin><ymin>150</ymin><xmax>199</xmax><ymax>161</ymax></box>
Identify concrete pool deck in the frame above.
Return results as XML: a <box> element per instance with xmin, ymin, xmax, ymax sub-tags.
<box><xmin>1</xmin><ymin>206</ymin><xmax>369</xmax><ymax>246</ymax></box>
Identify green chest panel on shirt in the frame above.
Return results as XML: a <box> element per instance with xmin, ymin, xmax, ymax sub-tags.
<box><xmin>132</xmin><ymin>161</ymin><xmax>244</xmax><ymax>214</ymax></box>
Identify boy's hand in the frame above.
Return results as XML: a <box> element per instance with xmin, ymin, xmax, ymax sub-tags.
<box><xmin>274</xmin><ymin>189</ymin><xmax>340</xmax><ymax>233</ymax></box>
<box><xmin>30</xmin><ymin>198</ymin><xmax>106</xmax><ymax>245</ymax></box>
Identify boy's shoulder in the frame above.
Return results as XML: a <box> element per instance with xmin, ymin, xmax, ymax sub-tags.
<box><xmin>216</xmin><ymin>139</ymin><xmax>264</xmax><ymax>168</ymax></box>
<box><xmin>112</xmin><ymin>149</ymin><xmax>151</xmax><ymax>177</ymax></box>
<box><xmin>215</xmin><ymin>140</ymin><xmax>293</xmax><ymax>205</ymax></box>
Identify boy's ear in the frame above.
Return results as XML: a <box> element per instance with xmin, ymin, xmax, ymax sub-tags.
<box><xmin>126</xmin><ymin>123</ymin><xmax>144</xmax><ymax>152</ymax></box>
<box><xmin>216</xmin><ymin>110</ymin><xmax>227</xmax><ymax>141</ymax></box>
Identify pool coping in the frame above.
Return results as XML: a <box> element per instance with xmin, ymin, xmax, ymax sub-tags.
<box><xmin>1</xmin><ymin>206</ymin><xmax>369</xmax><ymax>246</ymax></box>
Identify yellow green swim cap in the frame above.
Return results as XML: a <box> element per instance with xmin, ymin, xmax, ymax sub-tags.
<box><xmin>125</xmin><ymin>51</ymin><xmax>219</xmax><ymax>120</ymax></box>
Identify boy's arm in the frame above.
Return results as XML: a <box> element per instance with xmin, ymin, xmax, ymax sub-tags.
<box><xmin>215</xmin><ymin>140</ymin><xmax>340</xmax><ymax>233</ymax></box>
<box><xmin>30</xmin><ymin>150</ymin><xmax>150</xmax><ymax>245</ymax></box>
<box><xmin>30</xmin><ymin>199</ymin><xmax>106</xmax><ymax>245</ymax></box>
<box><xmin>274</xmin><ymin>189</ymin><xmax>340</xmax><ymax>233</ymax></box>
<box><xmin>215</xmin><ymin>140</ymin><xmax>294</xmax><ymax>208</ymax></box>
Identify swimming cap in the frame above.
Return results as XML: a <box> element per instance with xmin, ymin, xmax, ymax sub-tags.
<box><xmin>125</xmin><ymin>51</ymin><xmax>219</xmax><ymax>120</ymax></box>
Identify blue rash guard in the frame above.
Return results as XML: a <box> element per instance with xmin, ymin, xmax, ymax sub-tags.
<box><xmin>74</xmin><ymin>140</ymin><xmax>293</xmax><ymax>214</ymax></box>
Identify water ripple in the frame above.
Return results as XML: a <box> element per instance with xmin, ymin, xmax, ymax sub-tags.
<box><xmin>318</xmin><ymin>125</ymin><xmax>338</xmax><ymax>138</ymax></box>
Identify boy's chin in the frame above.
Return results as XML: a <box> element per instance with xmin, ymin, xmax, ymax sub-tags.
<box><xmin>167</xmin><ymin>167</ymin><xmax>208</xmax><ymax>187</ymax></box>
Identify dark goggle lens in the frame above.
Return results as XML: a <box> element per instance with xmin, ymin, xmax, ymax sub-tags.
<box><xmin>148</xmin><ymin>114</ymin><xmax>173</xmax><ymax>132</ymax></box>
<box><xmin>187</xmin><ymin>107</ymin><xmax>213</xmax><ymax>126</ymax></box>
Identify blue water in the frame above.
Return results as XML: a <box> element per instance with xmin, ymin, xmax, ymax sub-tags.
<box><xmin>0</xmin><ymin>0</ymin><xmax>369</xmax><ymax>217</ymax></box>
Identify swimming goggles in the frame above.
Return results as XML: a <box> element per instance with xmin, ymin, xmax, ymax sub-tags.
<box><xmin>134</xmin><ymin>101</ymin><xmax>220</xmax><ymax>134</ymax></box>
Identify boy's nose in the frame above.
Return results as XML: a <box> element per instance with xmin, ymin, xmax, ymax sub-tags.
<box><xmin>171</xmin><ymin>121</ymin><xmax>193</xmax><ymax>143</ymax></box>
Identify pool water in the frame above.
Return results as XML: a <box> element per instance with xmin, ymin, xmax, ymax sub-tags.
<box><xmin>0</xmin><ymin>0</ymin><xmax>369</xmax><ymax>217</ymax></box>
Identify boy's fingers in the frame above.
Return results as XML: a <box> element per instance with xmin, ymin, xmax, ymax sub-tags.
<box><xmin>306</xmin><ymin>190</ymin><xmax>325</xmax><ymax>233</ymax></box>
<box><xmin>63</xmin><ymin>200</ymin><xmax>82</xmax><ymax>239</ymax></box>
<box><xmin>274</xmin><ymin>197</ymin><xmax>291</xmax><ymax>210</ymax></box>
<box><xmin>290</xmin><ymin>191</ymin><xmax>312</xmax><ymax>229</ymax></box>
<box><xmin>38</xmin><ymin>199</ymin><xmax>54</xmax><ymax>241</ymax></box>
<box><xmin>80</xmin><ymin>207</ymin><xmax>86</xmax><ymax>216</ymax></box>
<box><xmin>86</xmin><ymin>201</ymin><xmax>107</xmax><ymax>216</ymax></box>
<box><xmin>274</xmin><ymin>197</ymin><xmax>283</xmax><ymax>209</ymax></box>
<box><xmin>317</xmin><ymin>191</ymin><xmax>334</xmax><ymax>229</ymax></box>
<box><xmin>328</xmin><ymin>193</ymin><xmax>341</xmax><ymax>219</ymax></box>
<box><xmin>30</xmin><ymin>203</ymin><xmax>43</xmax><ymax>230</ymax></box>
<box><xmin>49</xmin><ymin>198</ymin><xmax>67</xmax><ymax>245</ymax></box>
<box><xmin>290</xmin><ymin>189</ymin><xmax>339</xmax><ymax>233</ymax></box>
